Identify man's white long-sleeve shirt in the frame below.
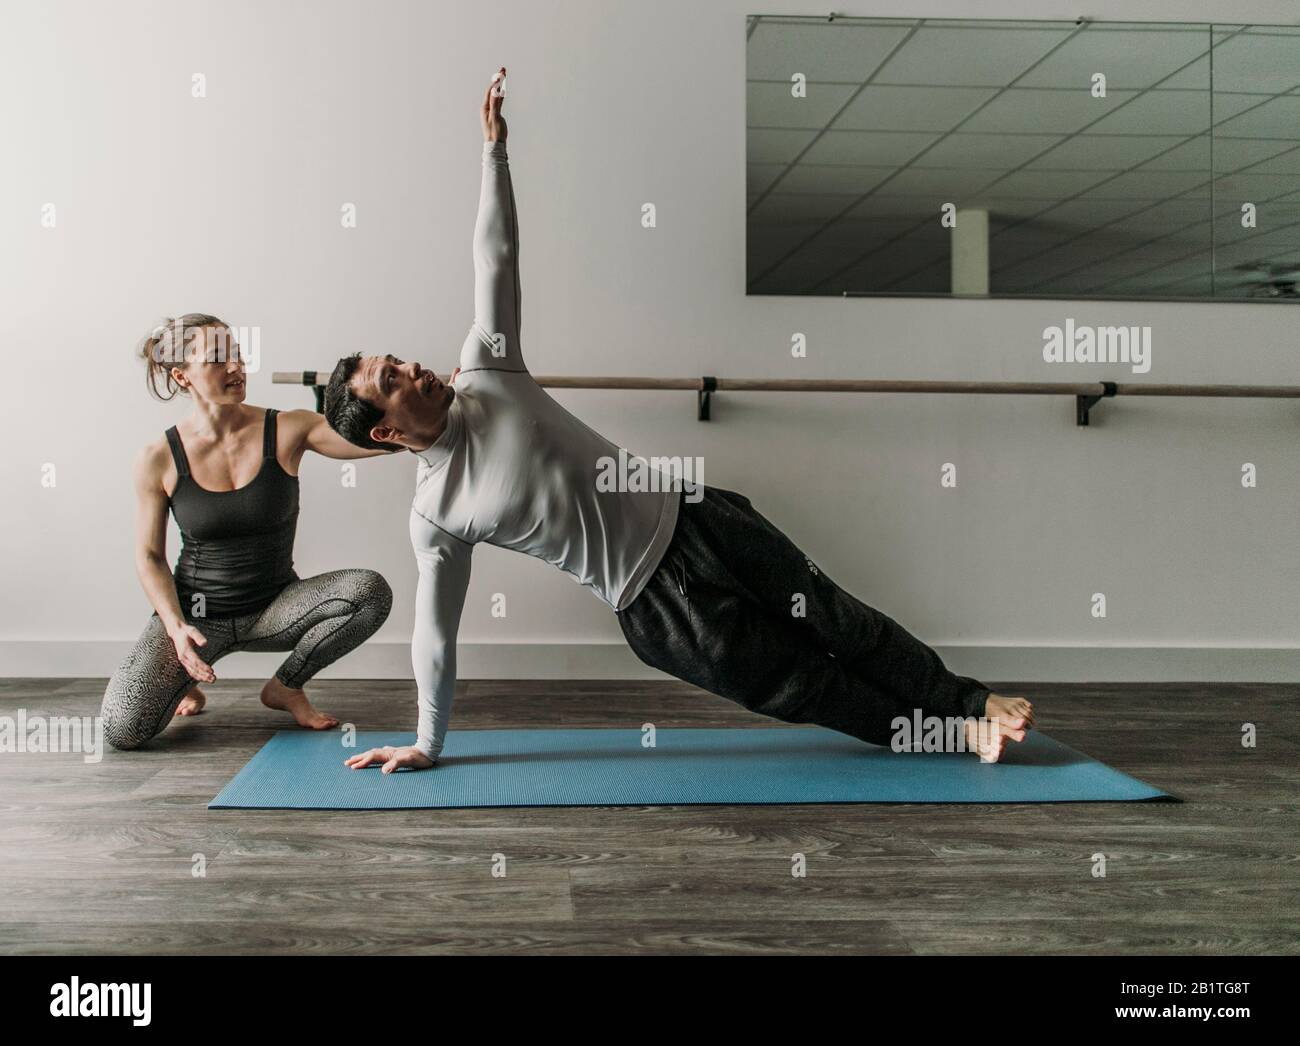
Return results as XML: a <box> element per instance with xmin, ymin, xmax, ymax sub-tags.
<box><xmin>408</xmin><ymin>139</ymin><xmax>680</xmax><ymax>760</ymax></box>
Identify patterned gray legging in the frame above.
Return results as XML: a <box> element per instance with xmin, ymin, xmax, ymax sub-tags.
<box><xmin>101</xmin><ymin>569</ymin><xmax>392</xmax><ymax>751</ymax></box>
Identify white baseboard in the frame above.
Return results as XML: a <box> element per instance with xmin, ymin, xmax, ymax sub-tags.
<box><xmin>0</xmin><ymin>640</ymin><xmax>1297</xmax><ymax>682</ymax></box>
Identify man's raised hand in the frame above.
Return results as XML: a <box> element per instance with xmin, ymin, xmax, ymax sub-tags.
<box><xmin>482</xmin><ymin>66</ymin><xmax>507</xmax><ymax>142</ymax></box>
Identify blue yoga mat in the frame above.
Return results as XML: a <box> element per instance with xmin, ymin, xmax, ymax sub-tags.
<box><xmin>208</xmin><ymin>728</ymin><xmax>1174</xmax><ymax>809</ymax></box>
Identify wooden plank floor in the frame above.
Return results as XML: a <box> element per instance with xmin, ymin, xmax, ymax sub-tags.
<box><xmin>0</xmin><ymin>677</ymin><xmax>1296</xmax><ymax>955</ymax></box>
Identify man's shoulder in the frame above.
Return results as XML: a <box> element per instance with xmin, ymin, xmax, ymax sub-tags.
<box><xmin>457</xmin><ymin>363</ymin><xmax>532</xmax><ymax>384</ymax></box>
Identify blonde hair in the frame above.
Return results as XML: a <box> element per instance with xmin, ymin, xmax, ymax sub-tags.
<box><xmin>138</xmin><ymin>313</ymin><xmax>230</xmax><ymax>400</ymax></box>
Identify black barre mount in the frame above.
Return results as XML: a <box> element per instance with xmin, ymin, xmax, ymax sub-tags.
<box><xmin>1076</xmin><ymin>381</ymin><xmax>1118</xmax><ymax>426</ymax></box>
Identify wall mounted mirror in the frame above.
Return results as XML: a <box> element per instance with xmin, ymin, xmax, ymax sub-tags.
<box><xmin>746</xmin><ymin>16</ymin><xmax>1300</xmax><ymax>300</ymax></box>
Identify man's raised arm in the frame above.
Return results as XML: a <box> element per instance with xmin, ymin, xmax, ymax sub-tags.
<box><xmin>462</xmin><ymin>67</ymin><xmax>524</xmax><ymax>372</ymax></box>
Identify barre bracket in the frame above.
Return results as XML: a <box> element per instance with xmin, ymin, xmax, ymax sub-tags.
<box><xmin>1076</xmin><ymin>381</ymin><xmax>1117</xmax><ymax>427</ymax></box>
<box><xmin>698</xmin><ymin>375</ymin><xmax>718</xmax><ymax>421</ymax></box>
<box><xmin>301</xmin><ymin>371</ymin><xmax>325</xmax><ymax>413</ymax></box>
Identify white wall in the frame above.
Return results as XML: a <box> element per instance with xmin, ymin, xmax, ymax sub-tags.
<box><xmin>2</xmin><ymin>0</ymin><xmax>1297</xmax><ymax>681</ymax></box>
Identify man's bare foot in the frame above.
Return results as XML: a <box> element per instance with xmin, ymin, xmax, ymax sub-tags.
<box><xmin>986</xmin><ymin>693</ymin><xmax>1035</xmax><ymax>729</ymax></box>
<box><xmin>175</xmin><ymin>687</ymin><xmax>207</xmax><ymax>717</ymax></box>
<box><xmin>259</xmin><ymin>678</ymin><xmax>339</xmax><ymax>730</ymax></box>
<box><xmin>963</xmin><ymin>693</ymin><xmax>1035</xmax><ymax>763</ymax></box>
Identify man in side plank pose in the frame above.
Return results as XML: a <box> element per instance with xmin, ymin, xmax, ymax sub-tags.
<box><xmin>324</xmin><ymin>68</ymin><xmax>1035</xmax><ymax>773</ymax></box>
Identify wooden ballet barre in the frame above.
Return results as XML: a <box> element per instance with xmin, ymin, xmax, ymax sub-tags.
<box><xmin>270</xmin><ymin>371</ymin><xmax>1300</xmax><ymax>426</ymax></box>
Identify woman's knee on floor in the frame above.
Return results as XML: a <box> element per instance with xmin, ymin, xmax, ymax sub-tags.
<box><xmin>100</xmin><ymin>676</ymin><xmax>164</xmax><ymax>751</ymax></box>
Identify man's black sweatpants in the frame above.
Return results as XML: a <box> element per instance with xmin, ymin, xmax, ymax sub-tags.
<box><xmin>616</xmin><ymin>485</ymin><xmax>992</xmax><ymax>746</ymax></box>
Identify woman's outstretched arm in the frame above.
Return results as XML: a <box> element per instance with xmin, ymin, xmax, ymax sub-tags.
<box><xmin>283</xmin><ymin>409</ymin><xmax>392</xmax><ymax>461</ymax></box>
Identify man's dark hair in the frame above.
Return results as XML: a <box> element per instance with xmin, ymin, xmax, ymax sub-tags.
<box><xmin>324</xmin><ymin>353</ymin><xmax>402</xmax><ymax>452</ymax></box>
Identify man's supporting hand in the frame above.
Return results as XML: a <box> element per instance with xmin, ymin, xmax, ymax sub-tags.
<box><xmin>344</xmin><ymin>745</ymin><xmax>435</xmax><ymax>774</ymax></box>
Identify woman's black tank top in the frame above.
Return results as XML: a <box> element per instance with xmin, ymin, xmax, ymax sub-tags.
<box><xmin>165</xmin><ymin>409</ymin><xmax>300</xmax><ymax>619</ymax></box>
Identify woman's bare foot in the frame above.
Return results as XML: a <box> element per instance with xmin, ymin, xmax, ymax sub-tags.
<box><xmin>259</xmin><ymin>678</ymin><xmax>339</xmax><ymax>730</ymax></box>
<box><xmin>175</xmin><ymin>687</ymin><xmax>207</xmax><ymax>717</ymax></box>
<box><xmin>963</xmin><ymin>693</ymin><xmax>1035</xmax><ymax>763</ymax></box>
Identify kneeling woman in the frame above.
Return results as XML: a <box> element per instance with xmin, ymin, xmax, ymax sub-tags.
<box><xmin>103</xmin><ymin>314</ymin><xmax>393</xmax><ymax>750</ymax></box>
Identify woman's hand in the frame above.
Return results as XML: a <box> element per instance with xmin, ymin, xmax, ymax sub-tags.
<box><xmin>344</xmin><ymin>745</ymin><xmax>435</xmax><ymax>774</ymax></box>
<box><xmin>169</xmin><ymin>623</ymin><xmax>216</xmax><ymax>683</ymax></box>
<box><xmin>481</xmin><ymin>66</ymin><xmax>507</xmax><ymax>142</ymax></box>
